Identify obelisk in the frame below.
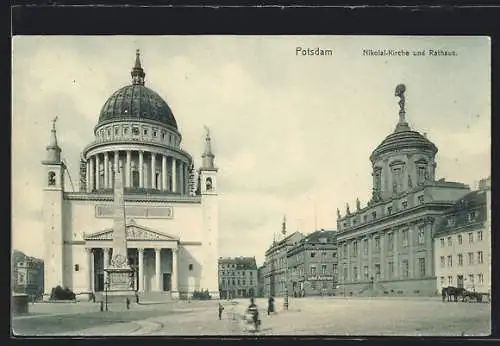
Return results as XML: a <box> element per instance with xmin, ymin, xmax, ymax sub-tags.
<box><xmin>105</xmin><ymin>164</ymin><xmax>135</xmax><ymax>297</ymax></box>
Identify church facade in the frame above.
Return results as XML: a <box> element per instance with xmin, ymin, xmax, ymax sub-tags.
<box><xmin>336</xmin><ymin>84</ymin><xmax>471</xmax><ymax>296</ymax></box>
<box><xmin>41</xmin><ymin>50</ymin><xmax>220</xmax><ymax>299</ymax></box>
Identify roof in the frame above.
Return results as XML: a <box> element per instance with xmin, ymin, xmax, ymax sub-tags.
<box><xmin>301</xmin><ymin>229</ymin><xmax>337</xmax><ymax>244</ymax></box>
<box><xmin>370</xmin><ymin>129</ymin><xmax>438</xmax><ymax>163</ymax></box>
<box><xmin>96</xmin><ymin>51</ymin><xmax>178</xmax><ymax>130</ymax></box>
<box><xmin>434</xmin><ymin>189</ymin><xmax>488</xmax><ymax>237</ymax></box>
<box><xmin>218</xmin><ymin>256</ymin><xmax>258</xmax><ymax>270</ymax></box>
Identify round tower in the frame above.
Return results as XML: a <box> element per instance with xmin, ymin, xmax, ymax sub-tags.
<box><xmin>369</xmin><ymin>84</ymin><xmax>438</xmax><ymax>202</ymax></box>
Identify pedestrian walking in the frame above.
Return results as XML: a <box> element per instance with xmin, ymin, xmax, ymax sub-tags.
<box><xmin>218</xmin><ymin>302</ymin><xmax>225</xmax><ymax>320</ymax></box>
<box><xmin>267</xmin><ymin>296</ymin><xmax>275</xmax><ymax>316</ymax></box>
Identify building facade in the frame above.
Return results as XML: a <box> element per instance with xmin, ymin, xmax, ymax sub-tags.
<box><xmin>218</xmin><ymin>257</ymin><xmax>258</xmax><ymax>299</ymax></box>
<box><xmin>42</xmin><ymin>51</ymin><xmax>220</xmax><ymax>299</ymax></box>
<box><xmin>263</xmin><ymin>231</ymin><xmax>304</xmax><ymax>298</ymax></box>
<box><xmin>12</xmin><ymin>255</ymin><xmax>44</xmax><ymax>299</ymax></box>
<box><xmin>257</xmin><ymin>265</ymin><xmax>265</xmax><ymax>297</ymax></box>
<box><xmin>434</xmin><ymin>177</ymin><xmax>491</xmax><ymax>294</ymax></box>
<box><xmin>336</xmin><ymin>85</ymin><xmax>471</xmax><ymax>296</ymax></box>
<box><xmin>287</xmin><ymin>230</ymin><xmax>338</xmax><ymax>297</ymax></box>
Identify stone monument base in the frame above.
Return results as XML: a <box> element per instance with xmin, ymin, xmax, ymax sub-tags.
<box><xmin>105</xmin><ymin>267</ymin><xmax>136</xmax><ymax>298</ymax></box>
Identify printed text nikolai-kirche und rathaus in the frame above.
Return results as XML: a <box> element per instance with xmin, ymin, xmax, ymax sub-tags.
<box><xmin>362</xmin><ymin>49</ymin><xmax>458</xmax><ymax>57</ymax></box>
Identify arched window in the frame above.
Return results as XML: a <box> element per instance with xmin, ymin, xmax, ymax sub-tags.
<box><xmin>206</xmin><ymin>177</ymin><xmax>213</xmax><ymax>191</ymax></box>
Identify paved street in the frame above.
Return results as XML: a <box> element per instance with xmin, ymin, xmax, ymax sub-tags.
<box><xmin>12</xmin><ymin>297</ymin><xmax>490</xmax><ymax>336</ymax></box>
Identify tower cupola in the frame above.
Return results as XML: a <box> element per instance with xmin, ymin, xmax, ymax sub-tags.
<box><xmin>45</xmin><ymin>116</ymin><xmax>61</xmax><ymax>164</ymax></box>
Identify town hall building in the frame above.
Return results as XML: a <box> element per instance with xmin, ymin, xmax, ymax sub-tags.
<box><xmin>42</xmin><ymin>50</ymin><xmax>220</xmax><ymax>300</ymax></box>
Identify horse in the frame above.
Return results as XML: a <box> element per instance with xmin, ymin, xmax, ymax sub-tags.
<box><xmin>442</xmin><ymin>286</ymin><xmax>466</xmax><ymax>302</ymax></box>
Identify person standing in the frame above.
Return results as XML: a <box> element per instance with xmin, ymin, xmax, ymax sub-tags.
<box><xmin>218</xmin><ymin>302</ymin><xmax>225</xmax><ymax>320</ymax></box>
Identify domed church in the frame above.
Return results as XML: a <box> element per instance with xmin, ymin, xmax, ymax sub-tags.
<box><xmin>41</xmin><ymin>50</ymin><xmax>220</xmax><ymax>300</ymax></box>
<box><xmin>336</xmin><ymin>84</ymin><xmax>471</xmax><ymax>296</ymax></box>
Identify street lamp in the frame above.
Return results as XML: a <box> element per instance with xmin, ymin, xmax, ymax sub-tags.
<box><xmin>104</xmin><ymin>276</ymin><xmax>110</xmax><ymax>311</ymax></box>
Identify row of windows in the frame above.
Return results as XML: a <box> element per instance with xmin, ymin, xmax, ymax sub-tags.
<box><xmin>446</xmin><ymin>211</ymin><xmax>477</xmax><ymax>227</ymax></box>
<box><xmin>220</xmin><ymin>279</ymin><xmax>254</xmax><ymax>286</ymax></box>
<box><xmin>342</xmin><ymin>194</ymin><xmax>426</xmax><ymax>229</ymax></box>
<box><xmin>219</xmin><ymin>271</ymin><xmax>254</xmax><ymax>276</ymax></box>
<box><xmin>439</xmin><ymin>231</ymin><xmax>483</xmax><ymax>247</ymax></box>
<box><xmin>343</xmin><ymin>258</ymin><xmax>426</xmax><ymax>280</ymax></box>
<box><xmin>342</xmin><ymin>227</ymin><xmax>426</xmax><ymax>258</ymax></box>
<box><xmin>440</xmin><ymin>274</ymin><xmax>484</xmax><ymax>286</ymax></box>
<box><xmin>439</xmin><ymin>251</ymin><xmax>484</xmax><ymax>268</ymax></box>
<box><xmin>97</xmin><ymin>124</ymin><xmax>179</xmax><ymax>146</ymax></box>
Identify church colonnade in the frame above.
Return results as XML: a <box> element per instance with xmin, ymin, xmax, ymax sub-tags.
<box><xmin>84</xmin><ymin>247</ymin><xmax>178</xmax><ymax>293</ymax></box>
<box><xmin>338</xmin><ymin>217</ymin><xmax>434</xmax><ymax>285</ymax></box>
<box><xmin>85</xmin><ymin>150</ymin><xmax>189</xmax><ymax>193</ymax></box>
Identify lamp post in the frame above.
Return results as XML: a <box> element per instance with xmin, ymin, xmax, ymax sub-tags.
<box><xmin>104</xmin><ymin>276</ymin><xmax>110</xmax><ymax>311</ymax></box>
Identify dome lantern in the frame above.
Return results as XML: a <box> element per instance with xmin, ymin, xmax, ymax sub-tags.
<box><xmin>131</xmin><ymin>49</ymin><xmax>146</xmax><ymax>86</ymax></box>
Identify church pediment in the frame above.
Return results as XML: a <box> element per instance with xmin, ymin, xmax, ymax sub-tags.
<box><xmin>84</xmin><ymin>223</ymin><xmax>178</xmax><ymax>242</ymax></box>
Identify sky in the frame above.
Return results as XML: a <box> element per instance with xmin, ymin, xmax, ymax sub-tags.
<box><xmin>12</xmin><ymin>36</ymin><xmax>490</xmax><ymax>266</ymax></box>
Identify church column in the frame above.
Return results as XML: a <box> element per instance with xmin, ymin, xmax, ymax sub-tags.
<box><xmin>125</xmin><ymin>151</ymin><xmax>131</xmax><ymax>188</ymax></box>
<box><xmin>171</xmin><ymin>248</ymin><xmax>178</xmax><ymax>295</ymax></box>
<box><xmin>95</xmin><ymin>154</ymin><xmax>100</xmax><ymax>190</ymax></box>
<box><xmin>393</xmin><ymin>229</ymin><xmax>400</xmax><ymax>279</ymax></box>
<box><xmin>89</xmin><ymin>157</ymin><xmax>95</xmax><ymax>191</ymax></box>
<box><xmin>104</xmin><ymin>152</ymin><xmax>109</xmax><ymax>189</ymax></box>
<box><xmin>179</xmin><ymin>162</ymin><xmax>185</xmax><ymax>195</ymax></box>
<box><xmin>408</xmin><ymin>227</ymin><xmax>414</xmax><ymax>278</ymax></box>
<box><xmin>346</xmin><ymin>241</ymin><xmax>351</xmax><ymax>283</ymax></box>
<box><xmin>172</xmin><ymin>157</ymin><xmax>177</xmax><ymax>193</ymax></box>
<box><xmin>139</xmin><ymin>151</ymin><xmax>144</xmax><ymax>188</ymax></box>
<box><xmin>151</xmin><ymin>153</ymin><xmax>156</xmax><ymax>189</ymax></box>
<box><xmin>138</xmin><ymin>248</ymin><xmax>145</xmax><ymax>292</ymax></box>
<box><xmin>380</xmin><ymin>232</ymin><xmax>386</xmax><ymax>280</ymax></box>
<box><xmin>86</xmin><ymin>159</ymin><xmax>90</xmax><ymax>192</ymax></box>
<box><xmin>425</xmin><ymin>220</ymin><xmax>433</xmax><ymax>277</ymax></box>
<box><xmin>368</xmin><ymin>235</ymin><xmax>373</xmax><ymax>280</ymax></box>
<box><xmin>155</xmin><ymin>248</ymin><xmax>162</xmax><ymax>292</ymax></box>
<box><xmin>103</xmin><ymin>247</ymin><xmax>110</xmax><ymax>282</ymax></box>
<box><xmin>86</xmin><ymin>248</ymin><xmax>94</xmax><ymax>292</ymax></box>
<box><xmin>161</xmin><ymin>155</ymin><xmax>167</xmax><ymax>191</ymax></box>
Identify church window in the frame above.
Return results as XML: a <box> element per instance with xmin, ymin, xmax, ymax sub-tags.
<box><xmin>114</xmin><ymin>127</ymin><xmax>119</xmax><ymax>136</ymax></box>
<box><xmin>143</xmin><ymin>129</ymin><xmax>148</xmax><ymax>136</ymax></box>
<box><xmin>153</xmin><ymin>129</ymin><xmax>158</xmax><ymax>137</ymax></box>
<box><xmin>417</xmin><ymin>226</ymin><xmax>425</xmax><ymax>245</ymax></box>
<box><xmin>417</xmin><ymin>166</ymin><xmax>426</xmax><ymax>184</ymax></box>
<box><xmin>206</xmin><ymin>177</ymin><xmax>213</xmax><ymax>191</ymax></box>
<box><xmin>132</xmin><ymin>171</ymin><xmax>139</xmax><ymax>188</ymax></box>
<box><xmin>188</xmin><ymin>264</ymin><xmax>193</xmax><ymax>271</ymax></box>
<box><xmin>48</xmin><ymin>171</ymin><xmax>56</xmax><ymax>186</ymax></box>
<box><xmin>162</xmin><ymin>131</ymin><xmax>166</xmax><ymax>140</ymax></box>
<box><xmin>74</xmin><ymin>264</ymin><xmax>79</xmax><ymax>272</ymax></box>
<box><xmin>402</xmin><ymin>201</ymin><xmax>408</xmax><ymax>209</ymax></box>
<box><xmin>387</xmin><ymin>206</ymin><xmax>392</xmax><ymax>215</ymax></box>
<box><xmin>468</xmin><ymin>211</ymin><xmax>476</xmax><ymax>222</ymax></box>
<box><xmin>447</xmin><ymin>218</ymin><xmax>455</xmax><ymax>227</ymax></box>
<box><xmin>132</xmin><ymin>127</ymin><xmax>139</xmax><ymax>136</ymax></box>
<box><xmin>417</xmin><ymin>195</ymin><xmax>424</xmax><ymax>204</ymax></box>
<box><xmin>402</xmin><ymin>230</ymin><xmax>409</xmax><ymax>247</ymax></box>
<box><xmin>310</xmin><ymin>266</ymin><xmax>316</xmax><ymax>276</ymax></box>
<box><xmin>363</xmin><ymin>239</ymin><xmax>368</xmax><ymax>255</ymax></box>
<box><xmin>124</xmin><ymin>127</ymin><xmax>129</xmax><ymax>135</ymax></box>
<box><xmin>372</xmin><ymin>211</ymin><xmax>377</xmax><ymax>219</ymax></box>
<box><xmin>375</xmin><ymin>237</ymin><xmax>380</xmax><ymax>251</ymax></box>
<box><xmin>363</xmin><ymin>215</ymin><xmax>368</xmax><ymax>222</ymax></box>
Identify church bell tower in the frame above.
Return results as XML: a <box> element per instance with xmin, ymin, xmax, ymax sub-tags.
<box><xmin>199</xmin><ymin>126</ymin><xmax>219</xmax><ymax>299</ymax></box>
<box><xmin>41</xmin><ymin>117</ymin><xmax>66</xmax><ymax>296</ymax></box>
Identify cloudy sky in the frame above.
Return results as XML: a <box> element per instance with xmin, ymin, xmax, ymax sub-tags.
<box><xmin>12</xmin><ymin>36</ymin><xmax>490</xmax><ymax>265</ymax></box>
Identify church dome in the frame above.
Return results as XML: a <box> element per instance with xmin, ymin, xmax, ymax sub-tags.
<box><xmin>370</xmin><ymin>129</ymin><xmax>438</xmax><ymax>162</ymax></box>
<box><xmin>96</xmin><ymin>49</ymin><xmax>178</xmax><ymax>130</ymax></box>
<box><xmin>97</xmin><ymin>85</ymin><xmax>178</xmax><ymax>129</ymax></box>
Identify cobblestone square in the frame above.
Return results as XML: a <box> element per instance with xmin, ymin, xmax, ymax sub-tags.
<box><xmin>12</xmin><ymin>297</ymin><xmax>490</xmax><ymax>336</ymax></box>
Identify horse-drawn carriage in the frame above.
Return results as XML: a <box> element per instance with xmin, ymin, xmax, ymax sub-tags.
<box><xmin>441</xmin><ymin>286</ymin><xmax>490</xmax><ymax>303</ymax></box>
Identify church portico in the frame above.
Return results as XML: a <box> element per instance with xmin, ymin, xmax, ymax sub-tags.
<box><xmin>83</xmin><ymin>223</ymin><xmax>179</xmax><ymax>294</ymax></box>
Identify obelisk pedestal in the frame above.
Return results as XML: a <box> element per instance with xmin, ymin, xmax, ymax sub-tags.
<box><xmin>104</xmin><ymin>164</ymin><xmax>135</xmax><ymax>299</ymax></box>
